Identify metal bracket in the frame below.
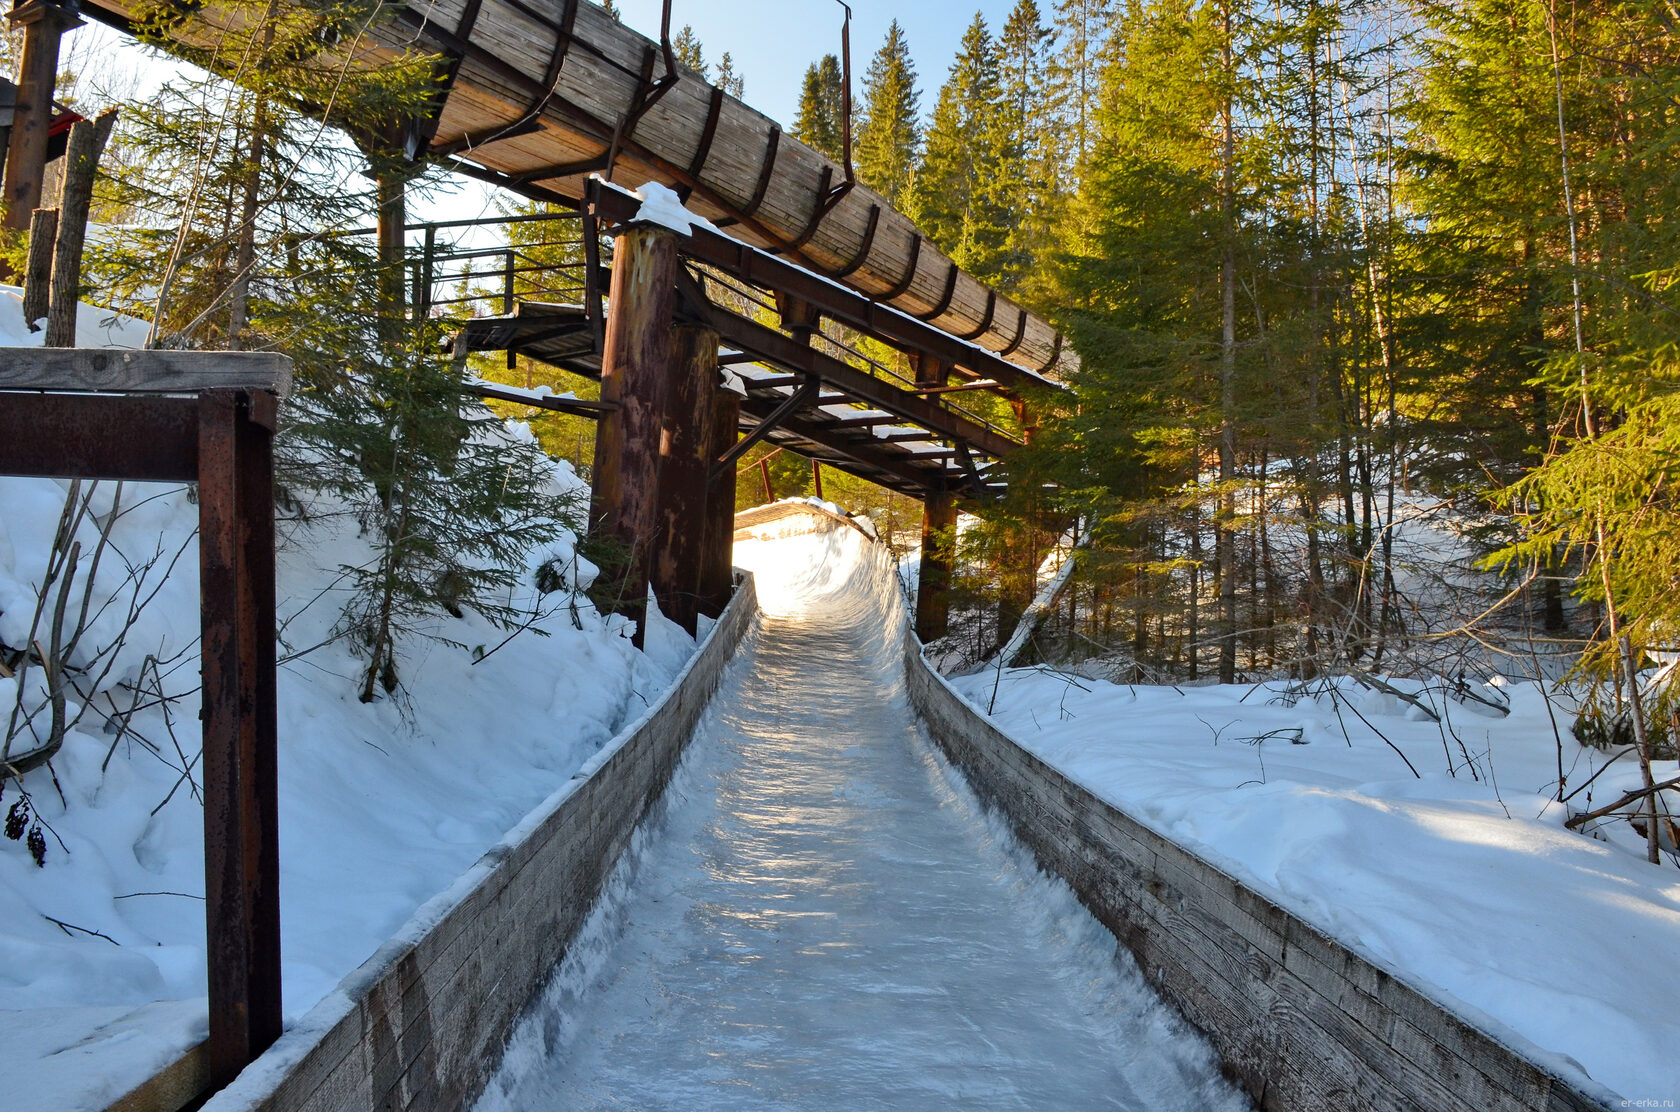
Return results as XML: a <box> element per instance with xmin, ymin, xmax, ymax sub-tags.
<box><xmin>916</xmin><ymin>262</ymin><xmax>959</xmax><ymax>322</ymax></box>
<box><xmin>712</xmin><ymin>374</ymin><xmax>819</xmax><ymax>479</ymax></box>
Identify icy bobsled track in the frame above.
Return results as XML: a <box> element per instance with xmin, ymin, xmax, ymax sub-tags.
<box><xmin>475</xmin><ymin>526</ymin><xmax>1248</xmax><ymax>1110</ymax></box>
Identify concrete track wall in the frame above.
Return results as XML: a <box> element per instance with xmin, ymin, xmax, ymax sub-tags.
<box><xmin>904</xmin><ymin>632</ymin><xmax>1619</xmax><ymax>1112</ymax></box>
<box><xmin>200</xmin><ymin>573</ymin><xmax>759</xmax><ymax>1112</ymax></box>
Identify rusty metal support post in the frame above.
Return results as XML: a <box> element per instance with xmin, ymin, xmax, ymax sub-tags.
<box><xmin>590</xmin><ymin>223</ymin><xmax>678</xmax><ymax>647</ymax></box>
<box><xmin>917</xmin><ymin>490</ymin><xmax>956</xmax><ymax>642</ymax></box>
<box><xmin>697</xmin><ymin>376</ymin><xmax>741</xmax><ymax>619</ymax></box>
<box><xmin>197</xmin><ymin>388</ymin><xmax>282</xmax><ymax>1089</ymax></box>
<box><xmin>650</xmin><ymin>324</ymin><xmax>716</xmax><ymax>635</ymax></box>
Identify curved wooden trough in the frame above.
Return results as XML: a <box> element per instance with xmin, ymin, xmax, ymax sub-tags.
<box><xmin>80</xmin><ymin>0</ymin><xmax>1073</xmax><ymax>382</ymax></box>
<box><xmin>118</xmin><ymin>572</ymin><xmax>761</xmax><ymax>1112</ymax></box>
<box><xmin>903</xmin><ymin>635</ymin><xmax>1621</xmax><ymax>1112</ymax></box>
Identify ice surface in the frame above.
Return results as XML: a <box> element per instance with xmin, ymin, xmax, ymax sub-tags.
<box><xmin>475</xmin><ymin>529</ymin><xmax>1246</xmax><ymax>1111</ymax></box>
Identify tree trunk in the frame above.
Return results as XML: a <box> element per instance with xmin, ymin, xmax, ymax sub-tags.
<box><xmin>22</xmin><ymin>208</ymin><xmax>57</xmax><ymax>331</ymax></box>
<box><xmin>1218</xmin><ymin>1</ymin><xmax>1238</xmax><ymax>685</ymax></box>
<box><xmin>45</xmin><ymin>111</ymin><xmax>117</xmax><ymax>347</ymax></box>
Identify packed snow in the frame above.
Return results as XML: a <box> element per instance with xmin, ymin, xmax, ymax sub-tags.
<box><xmin>949</xmin><ymin>662</ymin><xmax>1680</xmax><ymax>1102</ymax></box>
<box><xmin>2</xmin><ymin>295</ymin><xmax>698</xmax><ymax>1112</ymax></box>
<box><xmin>474</xmin><ymin>527</ymin><xmax>1247</xmax><ymax>1111</ymax></box>
<box><xmin>625</xmin><ymin>180</ymin><xmax>718</xmax><ymax>237</ymax></box>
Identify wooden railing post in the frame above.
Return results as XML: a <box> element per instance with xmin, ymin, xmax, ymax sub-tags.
<box><xmin>590</xmin><ymin>223</ymin><xmax>679</xmax><ymax>647</ymax></box>
<box><xmin>913</xmin><ymin>351</ymin><xmax>954</xmax><ymax>642</ymax></box>
<box><xmin>197</xmin><ymin>387</ymin><xmax>282</xmax><ymax>1088</ymax></box>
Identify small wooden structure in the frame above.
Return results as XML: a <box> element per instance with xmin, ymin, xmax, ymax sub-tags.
<box><xmin>0</xmin><ymin>349</ymin><xmax>292</xmax><ymax>1095</ymax></box>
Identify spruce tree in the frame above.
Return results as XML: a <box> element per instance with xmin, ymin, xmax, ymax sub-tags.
<box><xmin>715</xmin><ymin>52</ymin><xmax>745</xmax><ymax>99</ymax></box>
<box><xmin>914</xmin><ymin>14</ymin><xmax>1005</xmax><ymax>274</ymax></box>
<box><xmin>993</xmin><ymin>0</ymin><xmax>1057</xmax><ymax>295</ymax></box>
<box><xmin>794</xmin><ymin>54</ymin><xmax>846</xmax><ymax>160</ymax></box>
<box><xmin>856</xmin><ymin>20</ymin><xmax>921</xmax><ymax>205</ymax></box>
<box><xmin>673</xmin><ymin>25</ymin><xmax>708</xmax><ymax>78</ymax></box>
<box><xmin>98</xmin><ymin>0</ymin><xmax>577</xmax><ymax>701</ymax></box>
<box><xmin>1048</xmin><ymin>0</ymin><xmax>1112</xmax><ymax>195</ymax></box>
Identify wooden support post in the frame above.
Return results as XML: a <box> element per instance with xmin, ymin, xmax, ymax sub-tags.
<box><xmin>697</xmin><ymin>376</ymin><xmax>741</xmax><ymax>619</ymax></box>
<box><xmin>1</xmin><ymin>0</ymin><xmax>79</xmax><ymax>249</ymax></box>
<box><xmin>811</xmin><ymin>458</ymin><xmax>823</xmax><ymax>501</ymax></box>
<box><xmin>1009</xmin><ymin>394</ymin><xmax>1039</xmax><ymax>445</ymax></box>
<box><xmin>914</xmin><ymin>351</ymin><xmax>953</xmax><ymax>641</ymax></box>
<box><xmin>590</xmin><ymin>223</ymin><xmax>679</xmax><ymax>647</ymax></box>
<box><xmin>651</xmin><ymin>324</ymin><xmax>717</xmax><ymax>636</ymax></box>
<box><xmin>196</xmin><ymin>388</ymin><xmax>282</xmax><ymax>1089</ymax></box>
<box><xmin>917</xmin><ymin>490</ymin><xmax>956</xmax><ymax>643</ymax></box>
<box><xmin>375</xmin><ymin>170</ymin><xmax>407</xmax><ymax>345</ymax></box>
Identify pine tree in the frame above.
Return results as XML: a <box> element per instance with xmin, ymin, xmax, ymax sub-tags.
<box><xmin>98</xmin><ymin>0</ymin><xmax>577</xmax><ymax>701</ymax></box>
<box><xmin>715</xmin><ymin>52</ymin><xmax>744</xmax><ymax>99</ymax></box>
<box><xmin>673</xmin><ymin>24</ymin><xmax>708</xmax><ymax>78</ymax></box>
<box><xmin>914</xmin><ymin>15</ymin><xmax>1005</xmax><ymax>274</ymax></box>
<box><xmin>1048</xmin><ymin>0</ymin><xmax>1112</xmax><ymax>195</ymax></box>
<box><xmin>794</xmin><ymin>54</ymin><xmax>846</xmax><ymax>160</ymax></box>
<box><xmin>856</xmin><ymin>20</ymin><xmax>921</xmax><ymax>205</ymax></box>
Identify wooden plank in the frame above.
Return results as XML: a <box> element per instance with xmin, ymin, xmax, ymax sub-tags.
<box><xmin>0</xmin><ymin>347</ymin><xmax>293</xmax><ymax>396</ymax></box>
<box><xmin>104</xmin><ymin>1040</ymin><xmax>213</xmax><ymax>1112</ymax></box>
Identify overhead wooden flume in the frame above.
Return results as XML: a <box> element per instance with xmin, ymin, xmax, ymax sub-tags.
<box><xmin>81</xmin><ymin>0</ymin><xmax>1074</xmax><ymax>384</ymax></box>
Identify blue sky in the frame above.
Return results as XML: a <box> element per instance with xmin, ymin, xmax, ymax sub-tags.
<box><xmin>614</xmin><ymin>0</ymin><xmax>1027</xmax><ymax>130</ymax></box>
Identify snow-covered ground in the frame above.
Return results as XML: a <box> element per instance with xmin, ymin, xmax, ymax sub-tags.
<box><xmin>949</xmin><ymin>664</ymin><xmax>1680</xmax><ymax>1102</ymax></box>
<box><xmin>2</xmin><ymin>295</ymin><xmax>697</xmax><ymax>1111</ymax></box>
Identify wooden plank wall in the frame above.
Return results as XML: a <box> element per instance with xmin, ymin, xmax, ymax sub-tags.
<box><xmin>194</xmin><ymin>573</ymin><xmax>759</xmax><ymax>1112</ymax></box>
<box><xmin>902</xmin><ymin>633</ymin><xmax>1622</xmax><ymax>1112</ymax></box>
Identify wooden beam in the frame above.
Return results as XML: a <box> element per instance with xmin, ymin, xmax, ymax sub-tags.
<box><xmin>704</xmin><ymin>306</ymin><xmax>1020</xmax><ymax>459</ymax></box>
<box><xmin>589</xmin><ymin>180</ymin><xmax>1061</xmax><ymax>395</ymax></box>
<box><xmin>472</xmin><ymin>381</ymin><xmax>614</xmax><ymax>417</ymax></box>
<box><xmin>195</xmin><ymin>388</ymin><xmax>282</xmax><ymax>1089</ymax></box>
<box><xmin>0</xmin><ymin>348</ymin><xmax>293</xmax><ymax>396</ymax></box>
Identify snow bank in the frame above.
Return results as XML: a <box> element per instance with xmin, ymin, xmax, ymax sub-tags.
<box><xmin>950</xmin><ymin>665</ymin><xmax>1680</xmax><ymax>1101</ymax></box>
<box><xmin>2</xmin><ymin>308</ymin><xmax>697</xmax><ymax>1111</ymax></box>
